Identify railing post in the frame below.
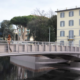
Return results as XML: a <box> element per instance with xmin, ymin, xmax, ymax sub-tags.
<box><xmin>56</xmin><ymin>43</ymin><xmax>57</xmax><ymax>51</ymax></box>
<box><xmin>62</xmin><ymin>45</ymin><xmax>63</xmax><ymax>51</ymax></box>
<box><xmin>16</xmin><ymin>44</ymin><xmax>18</xmax><ymax>52</ymax></box>
<box><xmin>42</xmin><ymin>42</ymin><xmax>44</xmax><ymax>51</ymax></box>
<box><xmin>25</xmin><ymin>44</ymin><xmax>26</xmax><ymax>52</ymax></box>
<box><xmin>75</xmin><ymin>45</ymin><xmax>76</xmax><ymax>52</ymax></box>
<box><xmin>71</xmin><ymin>46</ymin><xmax>72</xmax><ymax>52</ymax></box>
<box><xmin>27</xmin><ymin>42</ymin><xmax>28</xmax><ymax>52</ymax></box>
<box><xmin>35</xmin><ymin>42</ymin><xmax>36</xmax><ymax>52</ymax></box>
<box><xmin>49</xmin><ymin>42</ymin><xmax>51</xmax><ymax>51</ymax></box>
<box><xmin>79</xmin><ymin>46</ymin><xmax>80</xmax><ymax>52</ymax></box>
<box><xmin>8</xmin><ymin>43</ymin><xmax>10</xmax><ymax>53</ymax></box>
<box><xmin>18</xmin><ymin>42</ymin><xmax>19</xmax><ymax>53</ymax></box>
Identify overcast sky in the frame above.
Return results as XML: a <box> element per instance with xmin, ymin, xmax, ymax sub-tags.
<box><xmin>0</xmin><ymin>0</ymin><xmax>80</xmax><ymax>22</ymax></box>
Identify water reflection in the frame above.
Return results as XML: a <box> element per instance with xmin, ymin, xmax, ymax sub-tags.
<box><xmin>0</xmin><ymin>63</ymin><xmax>80</xmax><ymax>80</ymax></box>
<box><xmin>0</xmin><ymin>56</ymin><xmax>80</xmax><ymax>80</ymax></box>
<box><xmin>1</xmin><ymin>64</ymin><xmax>80</xmax><ymax>80</ymax></box>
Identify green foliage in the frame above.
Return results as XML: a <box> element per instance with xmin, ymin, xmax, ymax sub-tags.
<box><xmin>27</xmin><ymin>16</ymin><xmax>49</xmax><ymax>41</ymax></box>
<box><xmin>10</xmin><ymin>14</ymin><xmax>57</xmax><ymax>41</ymax></box>
<box><xmin>1</xmin><ymin>20</ymin><xmax>15</xmax><ymax>40</ymax></box>
<box><xmin>48</xmin><ymin>15</ymin><xmax>57</xmax><ymax>41</ymax></box>
<box><xmin>28</xmin><ymin>15</ymin><xmax>57</xmax><ymax>41</ymax></box>
<box><xmin>10</xmin><ymin>15</ymin><xmax>38</xmax><ymax>27</ymax></box>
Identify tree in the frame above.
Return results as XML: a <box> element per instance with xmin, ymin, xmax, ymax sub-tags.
<box><xmin>28</xmin><ymin>9</ymin><xmax>57</xmax><ymax>41</ymax></box>
<box><xmin>27</xmin><ymin>16</ymin><xmax>49</xmax><ymax>41</ymax></box>
<box><xmin>48</xmin><ymin>15</ymin><xmax>57</xmax><ymax>41</ymax></box>
<box><xmin>1</xmin><ymin>20</ymin><xmax>15</xmax><ymax>40</ymax></box>
<box><xmin>10</xmin><ymin>15</ymin><xmax>38</xmax><ymax>40</ymax></box>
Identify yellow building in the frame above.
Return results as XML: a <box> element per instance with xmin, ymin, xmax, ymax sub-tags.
<box><xmin>56</xmin><ymin>7</ymin><xmax>80</xmax><ymax>46</ymax></box>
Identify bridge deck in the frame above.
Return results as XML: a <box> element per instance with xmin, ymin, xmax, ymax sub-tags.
<box><xmin>0</xmin><ymin>41</ymin><xmax>80</xmax><ymax>56</ymax></box>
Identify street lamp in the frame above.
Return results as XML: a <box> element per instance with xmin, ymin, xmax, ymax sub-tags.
<box><xmin>49</xmin><ymin>27</ymin><xmax>50</xmax><ymax>42</ymax></box>
<box><xmin>26</xmin><ymin>29</ymin><xmax>30</xmax><ymax>41</ymax></box>
<box><xmin>17</xmin><ymin>26</ymin><xmax>19</xmax><ymax>41</ymax></box>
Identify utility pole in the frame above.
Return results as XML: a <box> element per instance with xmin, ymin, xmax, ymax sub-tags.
<box><xmin>49</xmin><ymin>27</ymin><xmax>50</xmax><ymax>42</ymax></box>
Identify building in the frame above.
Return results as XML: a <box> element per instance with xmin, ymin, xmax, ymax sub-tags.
<box><xmin>56</xmin><ymin>7</ymin><xmax>80</xmax><ymax>46</ymax></box>
<box><xmin>18</xmin><ymin>27</ymin><xmax>31</xmax><ymax>41</ymax></box>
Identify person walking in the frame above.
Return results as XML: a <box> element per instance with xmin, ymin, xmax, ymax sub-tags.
<box><xmin>7</xmin><ymin>34</ymin><xmax>12</xmax><ymax>52</ymax></box>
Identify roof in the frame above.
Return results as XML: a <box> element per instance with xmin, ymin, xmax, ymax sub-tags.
<box><xmin>55</xmin><ymin>7</ymin><xmax>80</xmax><ymax>12</ymax></box>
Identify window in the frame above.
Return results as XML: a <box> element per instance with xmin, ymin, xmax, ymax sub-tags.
<box><xmin>69</xmin><ymin>30</ymin><xmax>74</xmax><ymax>39</ymax></box>
<box><xmin>60</xmin><ymin>41</ymin><xmax>64</xmax><ymax>46</ymax></box>
<box><xmin>19</xmin><ymin>29</ymin><xmax>21</xmax><ymax>36</ymax></box>
<box><xmin>79</xmin><ymin>19</ymin><xmax>80</xmax><ymax>25</ymax></box>
<box><xmin>69</xmin><ymin>11</ymin><xmax>74</xmax><ymax>17</ymax></box>
<box><xmin>79</xmin><ymin>40</ymin><xmax>80</xmax><ymax>46</ymax></box>
<box><xmin>0</xmin><ymin>23</ymin><xmax>1</xmax><ymax>28</ymax></box>
<box><xmin>60</xmin><ymin>31</ymin><xmax>65</xmax><ymax>37</ymax></box>
<box><xmin>79</xmin><ymin>10</ymin><xmax>80</xmax><ymax>15</ymax></box>
<box><xmin>60</xmin><ymin>12</ymin><xmax>64</xmax><ymax>18</ymax></box>
<box><xmin>60</xmin><ymin>21</ymin><xmax>65</xmax><ymax>27</ymax></box>
<box><xmin>69</xmin><ymin>20</ymin><xmax>74</xmax><ymax>26</ymax></box>
<box><xmin>23</xmin><ymin>28</ymin><xmax>24</xmax><ymax>32</ymax></box>
<box><xmin>79</xmin><ymin>30</ymin><xmax>80</xmax><ymax>36</ymax></box>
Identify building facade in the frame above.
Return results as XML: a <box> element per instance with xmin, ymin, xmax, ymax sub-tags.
<box><xmin>18</xmin><ymin>27</ymin><xmax>32</xmax><ymax>41</ymax></box>
<box><xmin>56</xmin><ymin>7</ymin><xmax>80</xmax><ymax>46</ymax></box>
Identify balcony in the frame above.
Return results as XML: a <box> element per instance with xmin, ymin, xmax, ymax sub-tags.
<box><xmin>67</xmin><ymin>36</ymin><xmax>75</xmax><ymax>41</ymax></box>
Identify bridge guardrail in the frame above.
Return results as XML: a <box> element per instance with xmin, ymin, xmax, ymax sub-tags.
<box><xmin>0</xmin><ymin>40</ymin><xmax>80</xmax><ymax>53</ymax></box>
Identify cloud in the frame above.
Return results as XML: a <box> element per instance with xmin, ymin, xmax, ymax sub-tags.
<box><xmin>0</xmin><ymin>0</ymin><xmax>80</xmax><ymax>21</ymax></box>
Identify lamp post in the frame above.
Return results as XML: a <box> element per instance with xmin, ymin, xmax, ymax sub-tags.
<box><xmin>49</xmin><ymin>27</ymin><xmax>50</xmax><ymax>42</ymax></box>
<box><xmin>17</xmin><ymin>26</ymin><xmax>19</xmax><ymax>41</ymax></box>
<box><xmin>27</xmin><ymin>29</ymin><xmax>30</xmax><ymax>41</ymax></box>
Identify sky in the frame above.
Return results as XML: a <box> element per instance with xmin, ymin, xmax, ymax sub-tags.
<box><xmin>0</xmin><ymin>0</ymin><xmax>80</xmax><ymax>22</ymax></box>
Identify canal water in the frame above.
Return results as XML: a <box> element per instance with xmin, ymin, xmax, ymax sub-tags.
<box><xmin>0</xmin><ymin>57</ymin><xmax>80</xmax><ymax>80</ymax></box>
<box><xmin>0</xmin><ymin>63</ymin><xmax>80</xmax><ymax>80</ymax></box>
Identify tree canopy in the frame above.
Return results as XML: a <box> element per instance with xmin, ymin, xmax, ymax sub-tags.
<box><xmin>10</xmin><ymin>11</ymin><xmax>57</xmax><ymax>41</ymax></box>
<box><xmin>10</xmin><ymin>15</ymin><xmax>38</xmax><ymax>27</ymax></box>
<box><xmin>48</xmin><ymin>15</ymin><xmax>57</xmax><ymax>41</ymax></box>
<box><xmin>1</xmin><ymin>20</ymin><xmax>15</xmax><ymax>40</ymax></box>
<box><xmin>27</xmin><ymin>16</ymin><xmax>49</xmax><ymax>41</ymax></box>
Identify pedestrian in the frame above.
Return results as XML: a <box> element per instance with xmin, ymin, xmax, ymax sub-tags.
<box><xmin>7</xmin><ymin>34</ymin><xmax>12</xmax><ymax>52</ymax></box>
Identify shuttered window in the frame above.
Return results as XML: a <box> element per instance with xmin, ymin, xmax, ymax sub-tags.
<box><xmin>79</xmin><ymin>40</ymin><xmax>80</xmax><ymax>46</ymax></box>
<box><xmin>69</xmin><ymin>20</ymin><xmax>74</xmax><ymax>26</ymax></box>
<box><xmin>69</xmin><ymin>30</ymin><xmax>74</xmax><ymax>39</ymax></box>
<box><xmin>60</xmin><ymin>12</ymin><xmax>65</xmax><ymax>18</ymax></box>
<box><xmin>79</xmin><ymin>30</ymin><xmax>80</xmax><ymax>36</ymax></box>
<box><xmin>60</xmin><ymin>21</ymin><xmax>65</xmax><ymax>27</ymax></box>
<box><xmin>69</xmin><ymin>11</ymin><xmax>74</xmax><ymax>17</ymax></box>
<box><xmin>79</xmin><ymin>19</ymin><xmax>80</xmax><ymax>25</ymax></box>
<box><xmin>60</xmin><ymin>31</ymin><xmax>65</xmax><ymax>37</ymax></box>
<box><xmin>79</xmin><ymin>10</ymin><xmax>80</xmax><ymax>16</ymax></box>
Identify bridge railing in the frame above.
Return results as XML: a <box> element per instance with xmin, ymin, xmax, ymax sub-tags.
<box><xmin>0</xmin><ymin>40</ymin><xmax>80</xmax><ymax>53</ymax></box>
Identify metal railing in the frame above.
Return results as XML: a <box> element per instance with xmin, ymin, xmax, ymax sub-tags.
<box><xmin>67</xmin><ymin>36</ymin><xmax>75</xmax><ymax>40</ymax></box>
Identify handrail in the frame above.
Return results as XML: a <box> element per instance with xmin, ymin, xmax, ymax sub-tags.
<box><xmin>0</xmin><ymin>40</ymin><xmax>80</xmax><ymax>47</ymax></box>
<box><xmin>0</xmin><ymin>40</ymin><xmax>80</xmax><ymax>54</ymax></box>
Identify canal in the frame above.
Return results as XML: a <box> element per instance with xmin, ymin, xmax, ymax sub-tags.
<box><xmin>0</xmin><ymin>57</ymin><xmax>80</xmax><ymax>80</ymax></box>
